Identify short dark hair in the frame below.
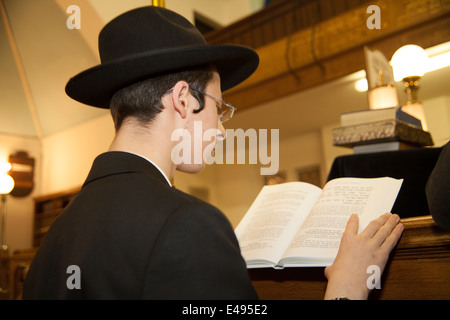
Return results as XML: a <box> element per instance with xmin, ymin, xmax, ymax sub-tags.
<box><xmin>110</xmin><ymin>66</ymin><xmax>215</xmax><ymax>130</ymax></box>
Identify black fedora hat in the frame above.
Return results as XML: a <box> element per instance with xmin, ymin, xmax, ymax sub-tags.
<box><xmin>65</xmin><ymin>6</ymin><xmax>259</xmax><ymax>109</ymax></box>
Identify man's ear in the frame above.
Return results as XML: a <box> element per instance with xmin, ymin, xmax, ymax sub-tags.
<box><xmin>171</xmin><ymin>81</ymin><xmax>190</xmax><ymax>119</ymax></box>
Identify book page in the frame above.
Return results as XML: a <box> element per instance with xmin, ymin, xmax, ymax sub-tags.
<box><xmin>281</xmin><ymin>177</ymin><xmax>403</xmax><ymax>264</ymax></box>
<box><xmin>235</xmin><ymin>182</ymin><xmax>322</xmax><ymax>266</ymax></box>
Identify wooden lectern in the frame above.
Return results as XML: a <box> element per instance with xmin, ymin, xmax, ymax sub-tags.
<box><xmin>249</xmin><ymin>215</ymin><xmax>450</xmax><ymax>300</ymax></box>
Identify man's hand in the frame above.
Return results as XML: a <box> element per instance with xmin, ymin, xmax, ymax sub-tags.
<box><xmin>324</xmin><ymin>213</ymin><xmax>404</xmax><ymax>300</ymax></box>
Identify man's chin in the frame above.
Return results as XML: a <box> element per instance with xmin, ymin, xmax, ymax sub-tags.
<box><xmin>176</xmin><ymin>163</ymin><xmax>206</xmax><ymax>174</ymax></box>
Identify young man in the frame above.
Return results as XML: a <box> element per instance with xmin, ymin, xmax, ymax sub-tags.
<box><xmin>23</xmin><ymin>6</ymin><xmax>403</xmax><ymax>300</ymax></box>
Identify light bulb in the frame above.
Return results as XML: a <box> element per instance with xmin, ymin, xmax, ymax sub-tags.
<box><xmin>0</xmin><ymin>162</ymin><xmax>11</xmax><ymax>174</ymax></box>
<box><xmin>0</xmin><ymin>173</ymin><xmax>14</xmax><ymax>195</ymax></box>
<box><xmin>391</xmin><ymin>45</ymin><xmax>429</xmax><ymax>81</ymax></box>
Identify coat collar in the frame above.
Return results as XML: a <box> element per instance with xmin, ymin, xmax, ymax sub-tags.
<box><xmin>83</xmin><ymin>151</ymin><xmax>171</xmax><ymax>188</ymax></box>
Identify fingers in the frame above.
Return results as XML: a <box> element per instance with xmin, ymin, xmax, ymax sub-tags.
<box><xmin>372</xmin><ymin>213</ymin><xmax>401</xmax><ymax>246</ymax></box>
<box><xmin>360</xmin><ymin>213</ymin><xmax>404</xmax><ymax>248</ymax></box>
<box><xmin>380</xmin><ymin>222</ymin><xmax>404</xmax><ymax>252</ymax></box>
<box><xmin>344</xmin><ymin>214</ymin><xmax>359</xmax><ymax>235</ymax></box>
<box><xmin>360</xmin><ymin>213</ymin><xmax>392</xmax><ymax>239</ymax></box>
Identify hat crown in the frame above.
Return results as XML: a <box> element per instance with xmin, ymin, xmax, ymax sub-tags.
<box><xmin>99</xmin><ymin>7</ymin><xmax>207</xmax><ymax>64</ymax></box>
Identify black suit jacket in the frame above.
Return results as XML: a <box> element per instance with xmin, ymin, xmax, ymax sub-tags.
<box><xmin>23</xmin><ymin>152</ymin><xmax>257</xmax><ymax>299</ymax></box>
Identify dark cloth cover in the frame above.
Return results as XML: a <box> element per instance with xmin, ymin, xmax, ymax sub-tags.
<box><xmin>327</xmin><ymin>147</ymin><xmax>443</xmax><ymax>218</ymax></box>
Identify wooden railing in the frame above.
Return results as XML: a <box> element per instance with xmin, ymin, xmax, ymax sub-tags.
<box><xmin>205</xmin><ymin>0</ymin><xmax>373</xmax><ymax>49</ymax></box>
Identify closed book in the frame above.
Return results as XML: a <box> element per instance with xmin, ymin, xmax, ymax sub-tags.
<box><xmin>353</xmin><ymin>141</ymin><xmax>416</xmax><ymax>154</ymax></box>
<box><xmin>341</xmin><ymin>107</ymin><xmax>422</xmax><ymax>128</ymax></box>
<box><xmin>332</xmin><ymin>119</ymin><xmax>434</xmax><ymax>147</ymax></box>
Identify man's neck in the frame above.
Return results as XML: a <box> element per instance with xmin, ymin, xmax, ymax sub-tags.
<box><xmin>108</xmin><ymin>119</ymin><xmax>176</xmax><ymax>181</ymax></box>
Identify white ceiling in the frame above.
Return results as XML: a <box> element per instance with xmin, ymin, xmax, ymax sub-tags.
<box><xmin>1</xmin><ymin>0</ymin><xmax>449</xmax><ymax>141</ymax></box>
<box><xmin>1</xmin><ymin>0</ymin><xmax>107</xmax><ymax>138</ymax></box>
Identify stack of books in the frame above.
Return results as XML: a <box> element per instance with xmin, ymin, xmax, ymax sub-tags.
<box><xmin>332</xmin><ymin>107</ymin><xmax>434</xmax><ymax>154</ymax></box>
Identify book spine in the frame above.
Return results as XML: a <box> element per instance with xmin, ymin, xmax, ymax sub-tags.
<box><xmin>397</xmin><ymin>108</ymin><xmax>422</xmax><ymax>128</ymax></box>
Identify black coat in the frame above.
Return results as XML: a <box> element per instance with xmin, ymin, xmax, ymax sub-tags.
<box><xmin>23</xmin><ymin>152</ymin><xmax>257</xmax><ymax>299</ymax></box>
<box><xmin>426</xmin><ymin>141</ymin><xmax>450</xmax><ymax>231</ymax></box>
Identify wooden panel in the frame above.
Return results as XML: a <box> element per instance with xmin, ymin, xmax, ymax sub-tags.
<box><xmin>0</xmin><ymin>249</ymin><xmax>9</xmax><ymax>300</ymax></box>
<box><xmin>1</xmin><ymin>248</ymin><xmax>37</xmax><ymax>300</ymax></box>
<box><xmin>249</xmin><ymin>215</ymin><xmax>450</xmax><ymax>300</ymax></box>
<box><xmin>205</xmin><ymin>0</ymin><xmax>373</xmax><ymax>48</ymax></box>
<box><xmin>221</xmin><ymin>0</ymin><xmax>450</xmax><ymax>111</ymax></box>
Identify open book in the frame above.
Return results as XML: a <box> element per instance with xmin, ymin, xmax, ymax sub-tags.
<box><xmin>235</xmin><ymin>177</ymin><xmax>403</xmax><ymax>269</ymax></box>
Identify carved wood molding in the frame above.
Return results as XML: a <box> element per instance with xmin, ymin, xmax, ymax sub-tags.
<box><xmin>395</xmin><ymin>215</ymin><xmax>450</xmax><ymax>260</ymax></box>
<box><xmin>223</xmin><ymin>0</ymin><xmax>450</xmax><ymax>111</ymax></box>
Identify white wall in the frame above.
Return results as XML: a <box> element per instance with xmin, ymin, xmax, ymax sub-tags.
<box><xmin>41</xmin><ymin>113</ymin><xmax>113</xmax><ymax>194</ymax></box>
<box><xmin>423</xmin><ymin>95</ymin><xmax>450</xmax><ymax>146</ymax></box>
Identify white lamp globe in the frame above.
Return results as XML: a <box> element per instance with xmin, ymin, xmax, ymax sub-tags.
<box><xmin>391</xmin><ymin>45</ymin><xmax>429</xmax><ymax>81</ymax></box>
<box><xmin>0</xmin><ymin>173</ymin><xmax>14</xmax><ymax>195</ymax></box>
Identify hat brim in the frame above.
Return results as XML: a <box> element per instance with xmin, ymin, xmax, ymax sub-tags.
<box><xmin>65</xmin><ymin>44</ymin><xmax>259</xmax><ymax>108</ymax></box>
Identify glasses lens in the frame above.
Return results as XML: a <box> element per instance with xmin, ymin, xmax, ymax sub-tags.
<box><xmin>220</xmin><ymin>107</ymin><xmax>234</xmax><ymax>123</ymax></box>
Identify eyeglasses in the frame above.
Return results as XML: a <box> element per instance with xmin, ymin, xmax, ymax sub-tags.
<box><xmin>188</xmin><ymin>87</ymin><xmax>236</xmax><ymax>124</ymax></box>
